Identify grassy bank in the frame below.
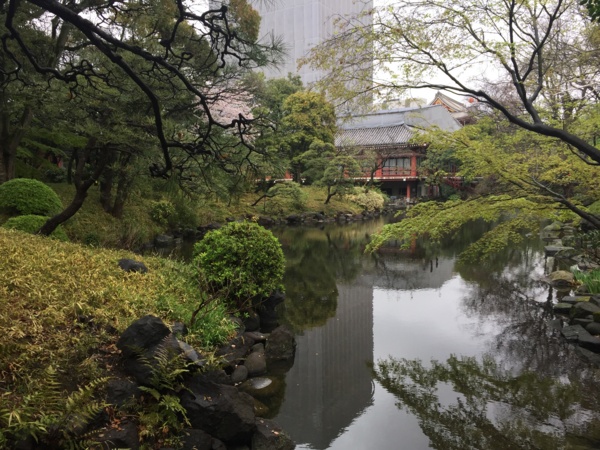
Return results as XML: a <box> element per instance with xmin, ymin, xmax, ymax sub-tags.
<box><xmin>47</xmin><ymin>183</ymin><xmax>366</xmax><ymax>249</ymax></box>
<box><xmin>0</xmin><ymin>228</ymin><xmax>236</xmax><ymax>444</ymax></box>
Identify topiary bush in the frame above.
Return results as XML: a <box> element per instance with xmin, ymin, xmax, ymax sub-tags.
<box><xmin>2</xmin><ymin>215</ymin><xmax>69</xmax><ymax>241</ymax></box>
<box><xmin>0</xmin><ymin>178</ymin><xmax>63</xmax><ymax>216</ymax></box>
<box><xmin>193</xmin><ymin>221</ymin><xmax>285</xmax><ymax>309</ymax></box>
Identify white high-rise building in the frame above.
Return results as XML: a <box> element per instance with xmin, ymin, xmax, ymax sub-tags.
<box><xmin>254</xmin><ymin>0</ymin><xmax>373</xmax><ymax>85</ymax></box>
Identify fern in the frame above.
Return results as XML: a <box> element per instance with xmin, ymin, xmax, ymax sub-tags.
<box><xmin>0</xmin><ymin>366</ymin><xmax>109</xmax><ymax>448</ymax></box>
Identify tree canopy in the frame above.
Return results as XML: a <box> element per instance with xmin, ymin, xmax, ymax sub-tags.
<box><xmin>306</xmin><ymin>0</ymin><xmax>600</xmax><ymax>164</ymax></box>
<box><xmin>1</xmin><ymin>0</ymin><xmax>282</xmax><ymax>234</ymax></box>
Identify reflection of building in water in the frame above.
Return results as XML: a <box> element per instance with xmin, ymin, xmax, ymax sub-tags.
<box><xmin>274</xmin><ymin>281</ymin><xmax>375</xmax><ymax>449</ymax></box>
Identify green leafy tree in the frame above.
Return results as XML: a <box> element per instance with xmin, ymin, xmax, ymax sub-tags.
<box><xmin>305</xmin><ymin>0</ymin><xmax>600</xmax><ymax>164</ymax></box>
<box><xmin>279</xmin><ymin>91</ymin><xmax>337</xmax><ymax>182</ymax></box>
<box><xmin>1</xmin><ymin>0</ymin><xmax>282</xmax><ymax>235</ymax></box>
<box><xmin>322</xmin><ymin>155</ymin><xmax>363</xmax><ymax>204</ymax></box>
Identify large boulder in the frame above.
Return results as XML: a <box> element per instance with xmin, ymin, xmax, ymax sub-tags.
<box><xmin>245</xmin><ymin>350</ymin><xmax>267</xmax><ymax>377</ymax></box>
<box><xmin>117</xmin><ymin>316</ymin><xmax>183</xmax><ymax>385</ymax></box>
<box><xmin>180</xmin><ymin>379</ymin><xmax>256</xmax><ymax>445</ymax></box>
<box><xmin>117</xmin><ymin>315</ymin><xmax>171</xmax><ymax>358</ymax></box>
<box><xmin>265</xmin><ymin>326</ymin><xmax>296</xmax><ymax>363</ymax></box>
<box><xmin>252</xmin><ymin>419</ymin><xmax>295</xmax><ymax>450</ymax></box>
<box><xmin>117</xmin><ymin>258</ymin><xmax>148</xmax><ymax>274</ymax></box>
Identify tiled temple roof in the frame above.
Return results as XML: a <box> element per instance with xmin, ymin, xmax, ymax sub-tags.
<box><xmin>336</xmin><ymin>124</ymin><xmax>415</xmax><ymax>147</ymax></box>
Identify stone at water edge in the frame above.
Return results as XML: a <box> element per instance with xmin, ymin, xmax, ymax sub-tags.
<box><xmin>546</xmin><ymin>270</ymin><xmax>575</xmax><ymax>288</ymax></box>
<box><xmin>244</xmin><ymin>351</ymin><xmax>267</xmax><ymax>377</ymax></box>
<box><xmin>553</xmin><ymin>303</ymin><xmax>573</xmax><ymax>314</ymax></box>
<box><xmin>252</xmin><ymin>419</ymin><xmax>295</xmax><ymax>450</ymax></box>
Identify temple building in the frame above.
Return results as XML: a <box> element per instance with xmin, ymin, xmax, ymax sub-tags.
<box><xmin>336</xmin><ymin>105</ymin><xmax>462</xmax><ymax>202</ymax></box>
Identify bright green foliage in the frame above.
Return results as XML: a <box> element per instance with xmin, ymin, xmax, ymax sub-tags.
<box><xmin>349</xmin><ymin>189</ymin><xmax>385</xmax><ymax>211</ymax></box>
<box><xmin>2</xmin><ymin>215</ymin><xmax>69</xmax><ymax>241</ymax></box>
<box><xmin>0</xmin><ymin>366</ymin><xmax>108</xmax><ymax>448</ymax></box>
<box><xmin>194</xmin><ymin>221</ymin><xmax>285</xmax><ymax>307</ymax></box>
<box><xmin>321</xmin><ymin>155</ymin><xmax>363</xmax><ymax>204</ymax></box>
<box><xmin>0</xmin><ymin>228</ymin><xmax>236</xmax><ymax>446</ymax></box>
<box><xmin>255</xmin><ymin>181</ymin><xmax>308</xmax><ymax>214</ymax></box>
<box><xmin>0</xmin><ymin>178</ymin><xmax>62</xmax><ymax>216</ymax></box>
<box><xmin>573</xmin><ymin>269</ymin><xmax>600</xmax><ymax>294</ymax></box>
<box><xmin>150</xmin><ymin>200</ymin><xmax>176</xmax><ymax>226</ymax></box>
<box><xmin>368</xmin><ymin>196</ymin><xmax>549</xmax><ymax>262</ymax></box>
<box><xmin>279</xmin><ymin>91</ymin><xmax>337</xmax><ymax>182</ymax></box>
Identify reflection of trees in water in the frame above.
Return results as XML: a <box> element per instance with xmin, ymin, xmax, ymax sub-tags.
<box><xmin>455</xmin><ymin>238</ymin><xmax>576</xmax><ymax>376</ymax></box>
<box><xmin>373</xmin><ymin>355</ymin><xmax>600</xmax><ymax>450</ymax></box>
<box><xmin>275</xmin><ymin>226</ymin><xmax>368</xmax><ymax>333</ymax></box>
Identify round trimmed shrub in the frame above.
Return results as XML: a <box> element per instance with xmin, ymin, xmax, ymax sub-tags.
<box><xmin>0</xmin><ymin>178</ymin><xmax>63</xmax><ymax>216</ymax></box>
<box><xmin>1</xmin><ymin>215</ymin><xmax>69</xmax><ymax>241</ymax></box>
<box><xmin>194</xmin><ymin>221</ymin><xmax>285</xmax><ymax>306</ymax></box>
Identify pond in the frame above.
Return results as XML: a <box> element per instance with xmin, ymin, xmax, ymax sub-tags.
<box><xmin>264</xmin><ymin>218</ymin><xmax>600</xmax><ymax>450</ymax></box>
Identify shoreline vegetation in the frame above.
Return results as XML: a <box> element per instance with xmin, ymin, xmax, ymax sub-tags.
<box><xmin>0</xmin><ymin>180</ymin><xmax>386</xmax><ymax>448</ymax></box>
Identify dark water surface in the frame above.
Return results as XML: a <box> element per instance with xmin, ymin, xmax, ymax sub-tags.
<box><xmin>266</xmin><ymin>218</ymin><xmax>600</xmax><ymax>450</ymax></box>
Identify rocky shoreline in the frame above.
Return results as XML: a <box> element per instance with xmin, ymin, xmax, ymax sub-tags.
<box><xmin>95</xmin><ymin>294</ymin><xmax>297</xmax><ymax>450</ymax></box>
<box><xmin>543</xmin><ymin>222</ymin><xmax>600</xmax><ymax>366</ymax></box>
<box><xmin>149</xmin><ymin>208</ymin><xmax>398</xmax><ymax>250</ymax></box>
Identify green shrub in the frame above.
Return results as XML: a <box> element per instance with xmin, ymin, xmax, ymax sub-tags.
<box><xmin>349</xmin><ymin>190</ymin><xmax>385</xmax><ymax>211</ymax></box>
<box><xmin>150</xmin><ymin>200</ymin><xmax>176</xmax><ymax>226</ymax></box>
<box><xmin>194</xmin><ymin>221</ymin><xmax>285</xmax><ymax>308</ymax></box>
<box><xmin>0</xmin><ymin>178</ymin><xmax>62</xmax><ymax>216</ymax></box>
<box><xmin>2</xmin><ymin>215</ymin><xmax>69</xmax><ymax>241</ymax></box>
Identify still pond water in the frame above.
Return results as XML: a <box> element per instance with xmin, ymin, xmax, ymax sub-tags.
<box><xmin>259</xmin><ymin>217</ymin><xmax>600</xmax><ymax>450</ymax></box>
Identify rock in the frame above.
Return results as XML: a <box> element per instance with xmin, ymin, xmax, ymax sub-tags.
<box><xmin>244</xmin><ymin>331</ymin><xmax>267</xmax><ymax>343</ymax></box>
<box><xmin>577</xmin><ymin>329</ymin><xmax>600</xmax><ymax>352</ymax></box>
<box><xmin>257</xmin><ymin>216</ymin><xmax>275</xmax><ymax>227</ymax></box>
<box><xmin>257</xmin><ymin>291</ymin><xmax>285</xmax><ymax>333</ymax></box>
<box><xmin>155</xmin><ymin>234</ymin><xmax>175</xmax><ymax>247</ymax></box>
<box><xmin>286</xmin><ymin>214</ymin><xmax>302</xmax><ymax>225</ymax></box>
<box><xmin>243</xmin><ymin>311</ymin><xmax>261</xmax><ymax>332</ymax></box>
<box><xmin>573</xmin><ymin>318</ymin><xmax>593</xmax><ymax>327</ymax></box>
<box><xmin>265</xmin><ymin>326</ymin><xmax>296</xmax><ymax>363</ymax></box>
<box><xmin>244</xmin><ymin>351</ymin><xmax>267</xmax><ymax>377</ymax></box>
<box><xmin>545</xmin><ymin>246</ymin><xmax>574</xmax><ymax>257</ymax></box>
<box><xmin>179</xmin><ymin>340</ymin><xmax>205</xmax><ymax>367</ymax></box>
<box><xmin>561</xmin><ymin>324</ymin><xmax>586</xmax><ymax>342</ymax></box>
<box><xmin>576</xmin><ymin>346</ymin><xmax>600</xmax><ymax>366</ymax></box>
<box><xmin>586</xmin><ymin>322</ymin><xmax>600</xmax><ymax>335</ymax></box>
<box><xmin>180</xmin><ymin>380</ymin><xmax>256</xmax><ymax>445</ymax></box>
<box><xmin>231</xmin><ymin>365</ymin><xmax>249</xmax><ymax>384</ymax></box>
<box><xmin>171</xmin><ymin>322</ymin><xmax>188</xmax><ymax>337</ymax></box>
<box><xmin>252</xmin><ymin>419</ymin><xmax>295</xmax><ymax>450</ymax></box>
<box><xmin>117</xmin><ymin>315</ymin><xmax>171</xmax><ymax>359</ymax></box>
<box><xmin>216</xmin><ymin>335</ymin><xmax>256</xmax><ymax>367</ymax></box>
<box><xmin>547</xmin><ymin>270</ymin><xmax>575</xmax><ymax>288</ymax></box>
<box><xmin>105</xmin><ymin>378</ymin><xmax>141</xmax><ymax>408</ymax></box>
<box><xmin>554</xmin><ymin>248</ymin><xmax>580</xmax><ymax>261</ymax></box>
<box><xmin>571</xmin><ymin>301</ymin><xmax>600</xmax><ymax>320</ymax></box>
<box><xmin>560</xmin><ymin>296</ymin><xmax>591</xmax><ymax>304</ymax></box>
<box><xmin>590</xmin><ymin>295</ymin><xmax>600</xmax><ymax>308</ymax></box>
<box><xmin>96</xmin><ymin>420</ymin><xmax>139</xmax><ymax>449</ymax></box>
<box><xmin>180</xmin><ymin>429</ymin><xmax>213</xmax><ymax>450</ymax></box>
<box><xmin>252</xmin><ymin>343</ymin><xmax>265</xmax><ymax>353</ymax></box>
<box><xmin>553</xmin><ymin>303</ymin><xmax>573</xmax><ymax>314</ymax></box>
<box><xmin>239</xmin><ymin>377</ymin><xmax>282</xmax><ymax>399</ymax></box>
<box><xmin>122</xmin><ymin>334</ymin><xmax>181</xmax><ymax>386</ymax></box>
<box><xmin>118</xmin><ymin>258</ymin><xmax>148</xmax><ymax>274</ymax></box>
